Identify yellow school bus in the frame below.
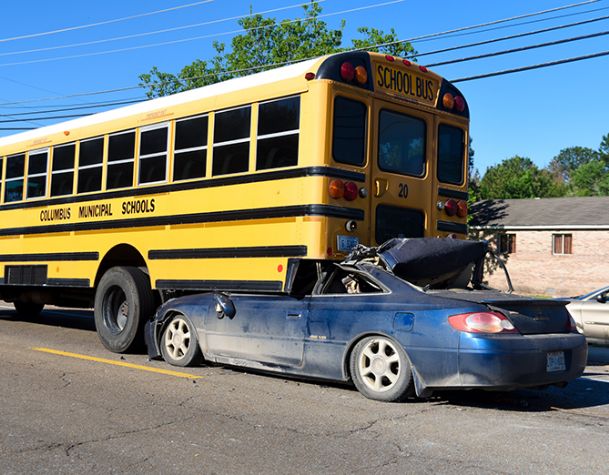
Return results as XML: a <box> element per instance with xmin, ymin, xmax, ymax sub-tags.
<box><xmin>0</xmin><ymin>51</ymin><xmax>469</xmax><ymax>352</ymax></box>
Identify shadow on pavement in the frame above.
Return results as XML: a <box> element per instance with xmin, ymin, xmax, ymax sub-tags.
<box><xmin>0</xmin><ymin>307</ymin><xmax>96</xmax><ymax>332</ymax></box>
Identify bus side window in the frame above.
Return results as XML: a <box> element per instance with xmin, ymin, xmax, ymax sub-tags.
<box><xmin>4</xmin><ymin>153</ymin><xmax>24</xmax><ymax>202</ymax></box>
<box><xmin>139</xmin><ymin>123</ymin><xmax>169</xmax><ymax>185</ymax></box>
<box><xmin>51</xmin><ymin>143</ymin><xmax>75</xmax><ymax>197</ymax></box>
<box><xmin>256</xmin><ymin>96</ymin><xmax>300</xmax><ymax>170</ymax></box>
<box><xmin>212</xmin><ymin>106</ymin><xmax>250</xmax><ymax>176</ymax></box>
<box><xmin>107</xmin><ymin>130</ymin><xmax>135</xmax><ymax>190</ymax></box>
<box><xmin>78</xmin><ymin>137</ymin><xmax>104</xmax><ymax>194</ymax></box>
<box><xmin>27</xmin><ymin>150</ymin><xmax>48</xmax><ymax>199</ymax></box>
<box><xmin>174</xmin><ymin>115</ymin><xmax>208</xmax><ymax>181</ymax></box>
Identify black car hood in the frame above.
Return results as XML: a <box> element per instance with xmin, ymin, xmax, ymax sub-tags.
<box><xmin>377</xmin><ymin>238</ymin><xmax>487</xmax><ymax>288</ymax></box>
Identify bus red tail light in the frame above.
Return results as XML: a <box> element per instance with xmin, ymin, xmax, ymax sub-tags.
<box><xmin>457</xmin><ymin>200</ymin><xmax>467</xmax><ymax>218</ymax></box>
<box><xmin>340</xmin><ymin>62</ymin><xmax>355</xmax><ymax>82</ymax></box>
<box><xmin>449</xmin><ymin>312</ymin><xmax>518</xmax><ymax>334</ymax></box>
<box><xmin>329</xmin><ymin>179</ymin><xmax>345</xmax><ymax>199</ymax></box>
<box><xmin>444</xmin><ymin>199</ymin><xmax>457</xmax><ymax>216</ymax></box>
<box><xmin>454</xmin><ymin>96</ymin><xmax>465</xmax><ymax>112</ymax></box>
<box><xmin>343</xmin><ymin>181</ymin><xmax>358</xmax><ymax>201</ymax></box>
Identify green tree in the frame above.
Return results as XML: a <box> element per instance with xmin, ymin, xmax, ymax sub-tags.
<box><xmin>599</xmin><ymin>133</ymin><xmax>609</xmax><ymax>163</ymax></box>
<box><xmin>570</xmin><ymin>159</ymin><xmax>609</xmax><ymax>196</ymax></box>
<box><xmin>479</xmin><ymin>156</ymin><xmax>565</xmax><ymax>199</ymax></box>
<box><xmin>547</xmin><ymin>146</ymin><xmax>599</xmax><ymax>184</ymax></box>
<box><xmin>139</xmin><ymin>2</ymin><xmax>416</xmax><ymax>98</ymax></box>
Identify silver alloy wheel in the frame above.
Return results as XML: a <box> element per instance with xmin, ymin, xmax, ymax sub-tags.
<box><xmin>163</xmin><ymin>317</ymin><xmax>192</xmax><ymax>362</ymax></box>
<box><xmin>357</xmin><ymin>337</ymin><xmax>402</xmax><ymax>393</ymax></box>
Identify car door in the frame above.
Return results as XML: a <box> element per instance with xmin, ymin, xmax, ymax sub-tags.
<box><xmin>202</xmin><ymin>294</ymin><xmax>308</xmax><ymax>367</ymax></box>
<box><xmin>580</xmin><ymin>291</ymin><xmax>609</xmax><ymax>343</ymax></box>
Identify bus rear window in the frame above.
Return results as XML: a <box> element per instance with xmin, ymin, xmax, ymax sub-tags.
<box><xmin>378</xmin><ymin>110</ymin><xmax>425</xmax><ymax>177</ymax></box>
<box><xmin>332</xmin><ymin>97</ymin><xmax>366</xmax><ymax>166</ymax></box>
<box><xmin>438</xmin><ymin>125</ymin><xmax>464</xmax><ymax>184</ymax></box>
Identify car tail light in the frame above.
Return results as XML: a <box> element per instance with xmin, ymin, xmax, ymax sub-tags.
<box><xmin>457</xmin><ymin>200</ymin><xmax>467</xmax><ymax>218</ymax></box>
<box><xmin>329</xmin><ymin>179</ymin><xmax>344</xmax><ymax>199</ymax></box>
<box><xmin>340</xmin><ymin>62</ymin><xmax>355</xmax><ymax>82</ymax></box>
<box><xmin>343</xmin><ymin>181</ymin><xmax>358</xmax><ymax>201</ymax></box>
<box><xmin>566</xmin><ymin>315</ymin><xmax>578</xmax><ymax>333</ymax></box>
<box><xmin>444</xmin><ymin>199</ymin><xmax>457</xmax><ymax>216</ymax></box>
<box><xmin>449</xmin><ymin>312</ymin><xmax>518</xmax><ymax>334</ymax></box>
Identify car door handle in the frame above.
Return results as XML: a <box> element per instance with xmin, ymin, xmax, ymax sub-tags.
<box><xmin>287</xmin><ymin>312</ymin><xmax>303</xmax><ymax>320</ymax></box>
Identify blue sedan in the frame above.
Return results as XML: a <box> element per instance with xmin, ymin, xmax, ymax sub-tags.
<box><xmin>145</xmin><ymin>239</ymin><xmax>587</xmax><ymax>402</ymax></box>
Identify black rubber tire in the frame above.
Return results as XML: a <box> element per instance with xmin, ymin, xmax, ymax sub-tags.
<box><xmin>94</xmin><ymin>266</ymin><xmax>154</xmax><ymax>353</ymax></box>
<box><xmin>160</xmin><ymin>314</ymin><xmax>202</xmax><ymax>367</ymax></box>
<box><xmin>13</xmin><ymin>301</ymin><xmax>44</xmax><ymax>319</ymax></box>
<box><xmin>349</xmin><ymin>335</ymin><xmax>414</xmax><ymax>402</ymax></box>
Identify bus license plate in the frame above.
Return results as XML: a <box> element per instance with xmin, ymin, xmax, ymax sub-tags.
<box><xmin>546</xmin><ymin>351</ymin><xmax>566</xmax><ymax>372</ymax></box>
<box><xmin>337</xmin><ymin>235</ymin><xmax>359</xmax><ymax>253</ymax></box>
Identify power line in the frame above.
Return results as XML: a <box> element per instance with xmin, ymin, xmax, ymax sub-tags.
<box><xmin>0</xmin><ymin>1</ymin><xmax>214</xmax><ymax>43</ymax></box>
<box><xmin>0</xmin><ymin>0</ymin><xmax>405</xmax><ymax>68</ymax></box>
<box><xmin>0</xmin><ymin>98</ymin><xmax>145</xmax><ymax>117</ymax></box>
<box><xmin>1</xmin><ymin>96</ymin><xmax>146</xmax><ymax>110</ymax></box>
<box><xmin>426</xmin><ymin>29</ymin><xmax>609</xmax><ymax>67</ymax></box>
<box><xmin>0</xmin><ymin>0</ymin><xmax>329</xmax><ymax>59</ymax></box>
<box><xmin>0</xmin><ymin>113</ymin><xmax>95</xmax><ymax>124</ymax></box>
<box><xmin>351</xmin><ymin>0</ymin><xmax>600</xmax><ymax>51</ymax></box>
<box><xmin>451</xmin><ymin>49</ymin><xmax>609</xmax><ymax>82</ymax></box>
<box><xmin>414</xmin><ymin>12</ymin><xmax>609</xmax><ymax>59</ymax></box>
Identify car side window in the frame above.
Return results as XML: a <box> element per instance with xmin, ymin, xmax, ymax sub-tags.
<box><xmin>319</xmin><ymin>268</ymin><xmax>384</xmax><ymax>295</ymax></box>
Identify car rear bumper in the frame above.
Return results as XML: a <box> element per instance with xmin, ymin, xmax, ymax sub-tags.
<box><xmin>452</xmin><ymin>333</ymin><xmax>587</xmax><ymax>389</ymax></box>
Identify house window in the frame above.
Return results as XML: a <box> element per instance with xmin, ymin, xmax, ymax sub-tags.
<box><xmin>553</xmin><ymin>234</ymin><xmax>572</xmax><ymax>255</ymax></box>
<box><xmin>498</xmin><ymin>233</ymin><xmax>516</xmax><ymax>254</ymax></box>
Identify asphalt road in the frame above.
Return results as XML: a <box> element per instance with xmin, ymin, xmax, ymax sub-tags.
<box><xmin>1</xmin><ymin>304</ymin><xmax>608</xmax><ymax>474</ymax></box>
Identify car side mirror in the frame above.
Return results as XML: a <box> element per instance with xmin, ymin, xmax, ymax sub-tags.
<box><xmin>214</xmin><ymin>293</ymin><xmax>236</xmax><ymax>319</ymax></box>
<box><xmin>596</xmin><ymin>293</ymin><xmax>608</xmax><ymax>304</ymax></box>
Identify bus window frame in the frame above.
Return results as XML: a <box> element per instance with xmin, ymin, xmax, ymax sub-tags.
<box><xmin>331</xmin><ymin>94</ymin><xmax>369</xmax><ymax>168</ymax></box>
<box><xmin>436</xmin><ymin>122</ymin><xmax>466</xmax><ymax>186</ymax></box>
<box><xmin>25</xmin><ymin>147</ymin><xmax>50</xmax><ymax>201</ymax></box>
<box><xmin>255</xmin><ymin>95</ymin><xmax>301</xmax><ymax>171</ymax></box>
<box><xmin>138</xmin><ymin>121</ymin><xmax>170</xmax><ymax>186</ymax></box>
<box><xmin>50</xmin><ymin>141</ymin><xmax>77</xmax><ymax>198</ymax></box>
<box><xmin>4</xmin><ymin>152</ymin><xmax>26</xmax><ymax>203</ymax></box>
<box><xmin>106</xmin><ymin>129</ymin><xmax>136</xmax><ymax>190</ymax></box>
<box><xmin>212</xmin><ymin>104</ymin><xmax>252</xmax><ymax>177</ymax></box>
<box><xmin>377</xmin><ymin>107</ymin><xmax>427</xmax><ymax>179</ymax></box>
<box><xmin>77</xmin><ymin>136</ymin><xmax>105</xmax><ymax>195</ymax></box>
<box><xmin>173</xmin><ymin>113</ymin><xmax>209</xmax><ymax>183</ymax></box>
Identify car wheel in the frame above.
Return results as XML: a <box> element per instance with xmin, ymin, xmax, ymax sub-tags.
<box><xmin>94</xmin><ymin>266</ymin><xmax>154</xmax><ymax>353</ymax></box>
<box><xmin>13</xmin><ymin>301</ymin><xmax>44</xmax><ymax>319</ymax></box>
<box><xmin>160</xmin><ymin>314</ymin><xmax>202</xmax><ymax>367</ymax></box>
<box><xmin>350</xmin><ymin>336</ymin><xmax>414</xmax><ymax>402</ymax></box>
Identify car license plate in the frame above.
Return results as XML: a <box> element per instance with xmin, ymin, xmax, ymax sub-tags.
<box><xmin>546</xmin><ymin>351</ymin><xmax>566</xmax><ymax>372</ymax></box>
<box><xmin>337</xmin><ymin>235</ymin><xmax>359</xmax><ymax>253</ymax></box>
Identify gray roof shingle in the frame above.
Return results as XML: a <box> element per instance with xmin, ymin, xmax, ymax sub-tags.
<box><xmin>470</xmin><ymin>197</ymin><xmax>609</xmax><ymax>227</ymax></box>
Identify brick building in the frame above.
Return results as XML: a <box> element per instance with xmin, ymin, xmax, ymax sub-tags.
<box><xmin>470</xmin><ymin>197</ymin><xmax>609</xmax><ymax>297</ymax></box>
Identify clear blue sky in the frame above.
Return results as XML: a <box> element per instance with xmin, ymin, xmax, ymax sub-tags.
<box><xmin>1</xmin><ymin>0</ymin><xmax>608</xmax><ymax>174</ymax></box>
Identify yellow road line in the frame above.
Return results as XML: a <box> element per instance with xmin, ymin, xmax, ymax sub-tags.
<box><xmin>32</xmin><ymin>347</ymin><xmax>199</xmax><ymax>380</ymax></box>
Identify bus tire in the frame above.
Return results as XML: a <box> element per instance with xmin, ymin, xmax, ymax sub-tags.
<box><xmin>94</xmin><ymin>266</ymin><xmax>154</xmax><ymax>353</ymax></box>
<box><xmin>14</xmin><ymin>301</ymin><xmax>44</xmax><ymax>319</ymax></box>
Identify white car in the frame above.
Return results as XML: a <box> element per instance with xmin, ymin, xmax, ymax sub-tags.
<box><xmin>567</xmin><ymin>286</ymin><xmax>609</xmax><ymax>345</ymax></box>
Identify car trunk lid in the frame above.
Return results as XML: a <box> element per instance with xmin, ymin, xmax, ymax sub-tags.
<box><xmin>430</xmin><ymin>289</ymin><xmax>571</xmax><ymax>335</ymax></box>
